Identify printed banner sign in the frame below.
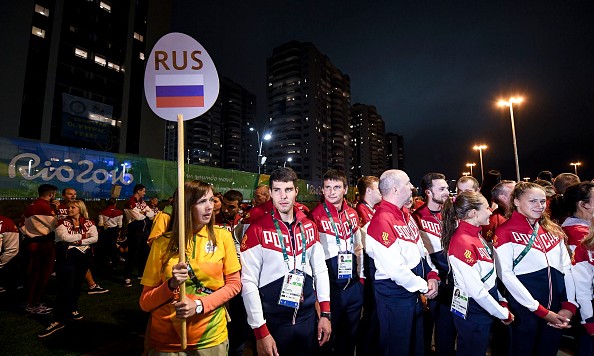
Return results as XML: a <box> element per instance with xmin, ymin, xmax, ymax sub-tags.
<box><xmin>0</xmin><ymin>137</ymin><xmax>320</xmax><ymax>202</ymax></box>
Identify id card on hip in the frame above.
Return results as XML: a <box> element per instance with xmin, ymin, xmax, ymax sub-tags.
<box><xmin>278</xmin><ymin>271</ymin><xmax>304</xmax><ymax>308</ymax></box>
<box><xmin>337</xmin><ymin>252</ymin><xmax>353</xmax><ymax>279</ymax></box>
<box><xmin>450</xmin><ymin>286</ymin><xmax>469</xmax><ymax>319</ymax></box>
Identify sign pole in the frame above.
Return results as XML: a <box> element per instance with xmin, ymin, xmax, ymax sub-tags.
<box><xmin>177</xmin><ymin>113</ymin><xmax>187</xmax><ymax>349</ymax></box>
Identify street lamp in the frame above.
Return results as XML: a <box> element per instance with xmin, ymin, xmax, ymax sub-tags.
<box><xmin>250</xmin><ymin>127</ymin><xmax>272</xmax><ymax>174</ymax></box>
<box><xmin>570</xmin><ymin>162</ymin><xmax>582</xmax><ymax>175</ymax></box>
<box><xmin>466</xmin><ymin>163</ymin><xmax>476</xmax><ymax>177</ymax></box>
<box><xmin>462</xmin><ymin>172</ymin><xmax>470</xmax><ymax>176</ymax></box>
<box><xmin>498</xmin><ymin>97</ymin><xmax>524</xmax><ymax>182</ymax></box>
<box><xmin>283</xmin><ymin>157</ymin><xmax>293</xmax><ymax>167</ymax></box>
<box><xmin>473</xmin><ymin>144</ymin><xmax>487</xmax><ymax>183</ymax></box>
<box><xmin>523</xmin><ymin>177</ymin><xmax>530</xmax><ymax>182</ymax></box>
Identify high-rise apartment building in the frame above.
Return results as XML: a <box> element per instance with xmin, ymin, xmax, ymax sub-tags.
<box><xmin>351</xmin><ymin>104</ymin><xmax>386</xmax><ymax>184</ymax></box>
<box><xmin>265</xmin><ymin>41</ymin><xmax>351</xmax><ymax>184</ymax></box>
<box><xmin>386</xmin><ymin>133</ymin><xmax>405</xmax><ymax>170</ymax></box>
<box><xmin>0</xmin><ymin>0</ymin><xmax>170</xmax><ymax>155</ymax></box>
<box><xmin>165</xmin><ymin>77</ymin><xmax>258</xmax><ymax>172</ymax></box>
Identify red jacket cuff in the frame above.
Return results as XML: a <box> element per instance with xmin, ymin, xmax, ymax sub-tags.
<box><xmin>561</xmin><ymin>301</ymin><xmax>577</xmax><ymax>315</ymax></box>
<box><xmin>584</xmin><ymin>323</ymin><xmax>594</xmax><ymax>336</ymax></box>
<box><xmin>504</xmin><ymin>311</ymin><xmax>513</xmax><ymax>323</ymax></box>
<box><xmin>534</xmin><ymin>304</ymin><xmax>549</xmax><ymax>318</ymax></box>
<box><xmin>253</xmin><ymin>324</ymin><xmax>270</xmax><ymax>340</ymax></box>
<box><xmin>319</xmin><ymin>301</ymin><xmax>330</xmax><ymax>313</ymax></box>
<box><xmin>427</xmin><ymin>271</ymin><xmax>440</xmax><ymax>281</ymax></box>
<box><xmin>499</xmin><ymin>301</ymin><xmax>508</xmax><ymax>309</ymax></box>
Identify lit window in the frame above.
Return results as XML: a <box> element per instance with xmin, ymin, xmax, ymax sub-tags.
<box><xmin>107</xmin><ymin>62</ymin><xmax>120</xmax><ymax>71</ymax></box>
<box><xmin>139</xmin><ymin>52</ymin><xmax>145</xmax><ymax>60</ymax></box>
<box><xmin>32</xmin><ymin>26</ymin><xmax>45</xmax><ymax>38</ymax></box>
<box><xmin>35</xmin><ymin>4</ymin><xmax>50</xmax><ymax>16</ymax></box>
<box><xmin>99</xmin><ymin>1</ymin><xmax>111</xmax><ymax>13</ymax></box>
<box><xmin>94</xmin><ymin>55</ymin><xmax>106</xmax><ymax>66</ymax></box>
<box><xmin>74</xmin><ymin>48</ymin><xmax>88</xmax><ymax>58</ymax></box>
<box><xmin>69</xmin><ymin>26</ymin><xmax>76</xmax><ymax>32</ymax></box>
<box><xmin>133</xmin><ymin>32</ymin><xmax>144</xmax><ymax>42</ymax></box>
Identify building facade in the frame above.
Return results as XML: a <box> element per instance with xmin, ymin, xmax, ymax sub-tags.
<box><xmin>350</xmin><ymin>104</ymin><xmax>386</xmax><ymax>184</ymax></box>
<box><xmin>265</xmin><ymin>41</ymin><xmax>351</xmax><ymax>184</ymax></box>
<box><xmin>0</xmin><ymin>0</ymin><xmax>170</xmax><ymax>155</ymax></box>
<box><xmin>386</xmin><ymin>132</ymin><xmax>405</xmax><ymax>170</ymax></box>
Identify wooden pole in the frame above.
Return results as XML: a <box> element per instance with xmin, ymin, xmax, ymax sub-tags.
<box><xmin>177</xmin><ymin>113</ymin><xmax>187</xmax><ymax>349</ymax></box>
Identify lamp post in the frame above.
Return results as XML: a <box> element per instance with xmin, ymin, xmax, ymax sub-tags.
<box><xmin>570</xmin><ymin>162</ymin><xmax>582</xmax><ymax>176</ymax></box>
<box><xmin>250</xmin><ymin>127</ymin><xmax>272</xmax><ymax>174</ymax></box>
<box><xmin>462</xmin><ymin>172</ymin><xmax>470</xmax><ymax>176</ymax></box>
<box><xmin>473</xmin><ymin>144</ymin><xmax>487</xmax><ymax>183</ymax></box>
<box><xmin>466</xmin><ymin>163</ymin><xmax>476</xmax><ymax>177</ymax></box>
<box><xmin>283</xmin><ymin>157</ymin><xmax>293</xmax><ymax>167</ymax></box>
<box><xmin>498</xmin><ymin>97</ymin><xmax>524</xmax><ymax>182</ymax></box>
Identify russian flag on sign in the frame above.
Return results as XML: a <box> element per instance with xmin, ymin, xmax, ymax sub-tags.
<box><xmin>155</xmin><ymin>74</ymin><xmax>204</xmax><ymax>108</ymax></box>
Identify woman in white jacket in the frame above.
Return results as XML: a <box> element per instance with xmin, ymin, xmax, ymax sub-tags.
<box><xmin>441</xmin><ymin>192</ymin><xmax>513</xmax><ymax>355</ymax></box>
<box><xmin>38</xmin><ymin>200</ymin><xmax>98</xmax><ymax>338</ymax></box>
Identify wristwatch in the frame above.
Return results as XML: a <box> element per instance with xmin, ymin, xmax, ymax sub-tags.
<box><xmin>320</xmin><ymin>312</ymin><xmax>331</xmax><ymax>321</ymax></box>
<box><xmin>195</xmin><ymin>300</ymin><xmax>203</xmax><ymax>314</ymax></box>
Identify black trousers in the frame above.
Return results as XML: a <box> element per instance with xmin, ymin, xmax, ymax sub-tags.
<box><xmin>55</xmin><ymin>245</ymin><xmax>90</xmax><ymax>321</ymax></box>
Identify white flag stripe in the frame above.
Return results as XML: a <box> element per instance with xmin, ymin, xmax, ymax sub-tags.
<box><xmin>156</xmin><ymin>74</ymin><xmax>204</xmax><ymax>86</ymax></box>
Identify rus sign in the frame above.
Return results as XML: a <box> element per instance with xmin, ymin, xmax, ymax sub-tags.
<box><xmin>144</xmin><ymin>32</ymin><xmax>220</xmax><ymax>121</ymax></box>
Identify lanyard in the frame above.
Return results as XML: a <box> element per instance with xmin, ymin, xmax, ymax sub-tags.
<box><xmin>512</xmin><ymin>221</ymin><xmax>540</xmax><ymax>269</ymax></box>
<box><xmin>184</xmin><ymin>233</ymin><xmax>215</xmax><ymax>294</ymax></box>
<box><xmin>272</xmin><ymin>209</ymin><xmax>307</xmax><ymax>271</ymax></box>
<box><xmin>477</xmin><ymin>234</ymin><xmax>495</xmax><ymax>283</ymax></box>
<box><xmin>323</xmin><ymin>201</ymin><xmax>354</xmax><ymax>251</ymax></box>
<box><xmin>363</xmin><ymin>202</ymin><xmax>375</xmax><ymax>213</ymax></box>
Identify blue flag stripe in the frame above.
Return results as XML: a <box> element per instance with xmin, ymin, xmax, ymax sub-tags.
<box><xmin>156</xmin><ymin>85</ymin><xmax>204</xmax><ymax>97</ymax></box>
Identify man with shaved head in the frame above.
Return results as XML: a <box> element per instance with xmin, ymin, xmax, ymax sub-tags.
<box><xmin>366</xmin><ymin>170</ymin><xmax>440</xmax><ymax>356</ymax></box>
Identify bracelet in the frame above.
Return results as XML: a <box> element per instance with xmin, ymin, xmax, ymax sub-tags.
<box><xmin>320</xmin><ymin>312</ymin><xmax>332</xmax><ymax>321</ymax></box>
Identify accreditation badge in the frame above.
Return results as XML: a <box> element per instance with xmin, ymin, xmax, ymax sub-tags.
<box><xmin>450</xmin><ymin>286</ymin><xmax>469</xmax><ymax>319</ymax></box>
<box><xmin>278</xmin><ymin>271</ymin><xmax>304</xmax><ymax>309</ymax></box>
<box><xmin>337</xmin><ymin>252</ymin><xmax>353</xmax><ymax>279</ymax></box>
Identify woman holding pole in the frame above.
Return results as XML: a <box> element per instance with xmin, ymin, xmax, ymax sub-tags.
<box><xmin>140</xmin><ymin>180</ymin><xmax>241</xmax><ymax>354</ymax></box>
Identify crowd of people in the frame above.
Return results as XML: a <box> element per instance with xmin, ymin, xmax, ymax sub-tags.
<box><xmin>0</xmin><ymin>167</ymin><xmax>593</xmax><ymax>356</ymax></box>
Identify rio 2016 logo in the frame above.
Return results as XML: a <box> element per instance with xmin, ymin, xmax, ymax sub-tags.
<box><xmin>8</xmin><ymin>153</ymin><xmax>133</xmax><ymax>185</ymax></box>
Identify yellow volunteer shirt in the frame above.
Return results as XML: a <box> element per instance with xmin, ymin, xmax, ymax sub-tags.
<box><xmin>142</xmin><ymin>225</ymin><xmax>241</xmax><ymax>351</ymax></box>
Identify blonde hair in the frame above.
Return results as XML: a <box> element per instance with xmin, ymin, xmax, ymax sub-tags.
<box><xmin>510</xmin><ymin>182</ymin><xmax>566</xmax><ymax>242</ymax></box>
<box><xmin>68</xmin><ymin>200</ymin><xmax>89</xmax><ymax>219</ymax></box>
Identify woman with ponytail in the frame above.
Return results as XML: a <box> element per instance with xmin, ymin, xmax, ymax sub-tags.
<box><xmin>139</xmin><ymin>180</ymin><xmax>242</xmax><ymax>354</ymax></box>
<box><xmin>561</xmin><ymin>181</ymin><xmax>594</xmax><ymax>253</ymax></box>
<box><xmin>442</xmin><ymin>192</ymin><xmax>513</xmax><ymax>355</ymax></box>
<box><xmin>493</xmin><ymin>182</ymin><xmax>577</xmax><ymax>356</ymax></box>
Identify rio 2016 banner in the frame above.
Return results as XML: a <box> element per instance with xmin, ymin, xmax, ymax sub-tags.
<box><xmin>0</xmin><ymin>136</ymin><xmax>321</xmax><ymax>202</ymax></box>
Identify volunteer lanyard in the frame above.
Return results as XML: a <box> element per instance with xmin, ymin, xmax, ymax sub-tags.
<box><xmin>323</xmin><ymin>201</ymin><xmax>354</xmax><ymax>251</ymax></box>
<box><xmin>272</xmin><ymin>209</ymin><xmax>307</xmax><ymax>271</ymax></box>
<box><xmin>184</xmin><ymin>232</ymin><xmax>215</xmax><ymax>294</ymax></box>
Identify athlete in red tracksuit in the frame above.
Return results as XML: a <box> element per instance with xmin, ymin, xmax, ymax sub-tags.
<box><xmin>494</xmin><ymin>182</ymin><xmax>576</xmax><ymax>356</ymax></box>
<box><xmin>310</xmin><ymin>169</ymin><xmax>363</xmax><ymax>355</ymax></box>
<box><xmin>366</xmin><ymin>170</ymin><xmax>439</xmax><ymax>356</ymax></box>
<box><xmin>572</xmin><ymin>239</ymin><xmax>594</xmax><ymax>354</ymax></box>
<box><xmin>442</xmin><ymin>192</ymin><xmax>513</xmax><ymax>356</ymax></box>
<box><xmin>240</xmin><ymin>168</ymin><xmax>331</xmax><ymax>356</ymax></box>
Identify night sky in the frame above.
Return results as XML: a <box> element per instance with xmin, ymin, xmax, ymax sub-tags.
<box><xmin>171</xmin><ymin>1</ymin><xmax>594</xmax><ymax>184</ymax></box>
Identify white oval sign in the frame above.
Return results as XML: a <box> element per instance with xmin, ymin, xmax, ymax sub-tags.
<box><xmin>144</xmin><ymin>32</ymin><xmax>219</xmax><ymax>121</ymax></box>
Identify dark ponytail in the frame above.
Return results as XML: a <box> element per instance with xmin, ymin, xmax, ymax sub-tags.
<box><xmin>441</xmin><ymin>198</ymin><xmax>457</xmax><ymax>255</ymax></box>
<box><xmin>441</xmin><ymin>192</ymin><xmax>486</xmax><ymax>255</ymax></box>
